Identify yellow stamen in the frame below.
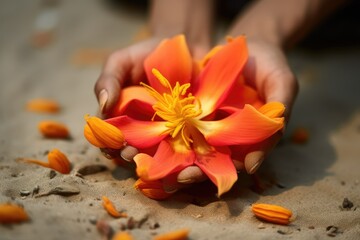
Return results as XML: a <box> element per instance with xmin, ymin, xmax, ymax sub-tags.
<box><xmin>141</xmin><ymin>68</ymin><xmax>203</xmax><ymax>148</ymax></box>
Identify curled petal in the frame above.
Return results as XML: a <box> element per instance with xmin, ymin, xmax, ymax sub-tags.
<box><xmin>134</xmin><ymin>178</ymin><xmax>173</xmax><ymax>200</ymax></box>
<box><xmin>134</xmin><ymin>139</ymin><xmax>195</xmax><ymax>181</ymax></box>
<box><xmin>19</xmin><ymin>148</ymin><xmax>71</xmax><ymax>174</ymax></box>
<box><xmin>198</xmin><ymin>104</ymin><xmax>284</xmax><ymax>146</ymax></box>
<box><xmin>258</xmin><ymin>102</ymin><xmax>285</xmax><ymax>118</ymax></box>
<box><xmin>194</xmin><ymin>36</ymin><xmax>248</xmax><ymax>117</ymax></box>
<box><xmin>84</xmin><ymin>115</ymin><xmax>125</xmax><ymax>149</ymax></box>
<box><xmin>109</xmin><ymin>86</ymin><xmax>155</xmax><ymax>119</ymax></box>
<box><xmin>106</xmin><ymin>116</ymin><xmax>168</xmax><ymax>149</ymax></box>
<box><xmin>47</xmin><ymin>149</ymin><xmax>71</xmax><ymax>174</ymax></box>
<box><xmin>195</xmin><ymin>146</ymin><xmax>237</xmax><ymax>196</ymax></box>
<box><xmin>102</xmin><ymin>196</ymin><xmax>127</xmax><ymax>218</ymax></box>
<box><xmin>144</xmin><ymin>35</ymin><xmax>192</xmax><ymax>93</ymax></box>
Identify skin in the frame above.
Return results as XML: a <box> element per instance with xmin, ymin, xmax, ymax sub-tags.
<box><xmin>95</xmin><ymin>0</ymin><xmax>346</xmax><ymax>187</ymax></box>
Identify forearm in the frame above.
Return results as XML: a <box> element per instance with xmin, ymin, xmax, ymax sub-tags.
<box><xmin>228</xmin><ymin>0</ymin><xmax>347</xmax><ymax>49</ymax></box>
<box><xmin>149</xmin><ymin>0</ymin><xmax>214</xmax><ymax>47</ymax></box>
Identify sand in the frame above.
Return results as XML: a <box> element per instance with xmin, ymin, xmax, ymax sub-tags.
<box><xmin>1</xmin><ymin>1</ymin><xmax>359</xmax><ymax>239</ymax></box>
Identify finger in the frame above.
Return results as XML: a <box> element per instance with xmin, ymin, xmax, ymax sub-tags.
<box><xmin>244</xmin><ymin>131</ymin><xmax>282</xmax><ymax>174</ymax></box>
<box><xmin>120</xmin><ymin>145</ymin><xmax>139</xmax><ymax>162</ymax></box>
<box><xmin>177</xmin><ymin>166</ymin><xmax>208</xmax><ymax>184</ymax></box>
<box><xmin>94</xmin><ymin>50</ymin><xmax>132</xmax><ymax>117</ymax></box>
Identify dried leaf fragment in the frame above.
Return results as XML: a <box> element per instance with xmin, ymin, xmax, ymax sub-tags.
<box><xmin>153</xmin><ymin>228</ymin><xmax>190</xmax><ymax>240</ymax></box>
<box><xmin>134</xmin><ymin>179</ymin><xmax>173</xmax><ymax>200</ymax></box>
<box><xmin>251</xmin><ymin>203</ymin><xmax>293</xmax><ymax>225</ymax></box>
<box><xmin>0</xmin><ymin>203</ymin><xmax>29</xmax><ymax>224</ymax></box>
<box><xmin>112</xmin><ymin>231</ymin><xmax>134</xmax><ymax>240</ymax></box>
<box><xmin>102</xmin><ymin>196</ymin><xmax>127</xmax><ymax>218</ymax></box>
<box><xmin>84</xmin><ymin>115</ymin><xmax>125</xmax><ymax>149</ymax></box>
<box><xmin>26</xmin><ymin>98</ymin><xmax>60</xmax><ymax>113</ymax></box>
<box><xmin>38</xmin><ymin>120</ymin><xmax>70</xmax><ymax>138</ymax></box>
<box><xmin>20</xmin><ymin>148</ymin><xmax>71</xmax><ymax>174</ymax></box>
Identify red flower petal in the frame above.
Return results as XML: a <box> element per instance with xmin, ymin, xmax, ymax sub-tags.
<box><xmin>106</xmin><ymin>116</ymin><xmax>168</xmax><ymax>149</ymax></box>
<box><xmin>195</xmin><ymin>146</ymin><xmax>237</xmax><ymax>196</ymax></box>
<box><xmin>194</xmin><ymin>36</ymin><xmax>248</xmax><ymax>117</ymax></box>
<box><xmin>198</xmin><ymin>104</ymin><xmax>284</xmax><ymax>146</ymax></box>
<box><xmin>109</xmin><ymin>86</ymin><xmax>155</xmax><ymax>119</ymax></box>
<box><xmin>134</xmin><ymin>139</ymin><xmax>195</xmax><ymax>181</ymax></box>
<box><xmin>144</xmin><ymin>35</ymin><xmax>193</xmax><ymax>93</ymax></box>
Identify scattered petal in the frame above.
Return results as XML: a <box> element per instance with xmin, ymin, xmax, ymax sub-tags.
<box><xmin>26</xmin><ymin>98</ymin><xmax>60</xmax><ymax>113</ymax></box>
<box><xmin>251</xmin><ymin>203</ymin><xmax>293</xmax><ymax>225</ymax></box>
<box><xmin>102</xmin><ymin>196</ymin><xmax>127</xmax><ymax>218</ymax></box>
<box><xmin>153</xmin><ymin>228</ymin><xmax>190</xmax><ymax>240</ymax></box>
<box><xmin>19</xmin><ymin>148</ymin><xmax>71</xmax><ymax>174</ymax></box>
<box><xmin>112</xmin><ymin>231</ymin><xmax>134</xmax><ymax>240</ymax></box>
<box><xmin>38</xmin><ymin>120</ymin><xmax>70</xmax><ymax>139</ymax></box>
<box><xmin>0</xmin><ymin>203</ymin><xmax>29</xmax><ymax>224</ymax></box>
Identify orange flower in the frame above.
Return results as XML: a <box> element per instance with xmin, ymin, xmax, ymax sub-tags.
<box><xmin>134</xmin><ymin>178</ymin><xmax>173</xmax><ymax>200</ymax></box>
<box><xmin>20</xmin><ymin>148</ymin><xmax>71</xmax><ymax>174</ymax></box>
<box><xmin>84</xmin><ymin>115</ymin><xmax>125</xmax><ymax>149</ymax></box>
<box><xmin>98</xmin><ymin>35</ymin><xmax>285</xmax><ymax>197</ymax></box>
<box><xmin>0</xmin><ymin>203</ymin><xmax>29</xmax><ymax>224</ymax></box>
<box><xmin>38</xmin><ymin>120</ymin><xmax>70</xmax><ymax>139</ymax></box>
<box><xmin>102</xmin><ymin>196</ymin><xmax>127</xmax><ymax>218</ymax></box>
<box><xmin>26</xmin><ymin>98</ymin><xmax>60</xmax><ymax>113</ymax></box>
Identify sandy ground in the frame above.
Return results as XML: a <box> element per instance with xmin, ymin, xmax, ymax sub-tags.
<box><xmin>1</xmin><ymin>1</ymin><xmax>360</xmax><ymax>239</ymax></box>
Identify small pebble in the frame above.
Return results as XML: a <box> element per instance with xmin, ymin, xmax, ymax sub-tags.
<box><xmin>342</xmin><ymin>198</ymin><xmax>354</xmax><ymax>209</ymax></box>
<box><xmin>20</xmin><ymin>190</ymin><xmax>31</xmax><ymax>197</ymax></box>
<box><xmin>257</xmin><ymin>223</ymin><xmax>266</xmax><ymax>229</ymax></box>
<box><xmin>49</xmin><ymin>170</ymin><xmax>57</xmax><ymax>179</ymax></box>
<box><xmin>120</xmin><ymin>146</ymin><xmax>139</xmax><ymax>162</ymax></box>
<box><xmin>89</xmin><ymin>216</ymin><xmax>97</xmax><ymax>225</ymax></box>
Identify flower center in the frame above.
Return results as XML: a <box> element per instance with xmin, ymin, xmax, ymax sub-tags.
<box><xmin>141</xmin><ymin>68</ymin><xmax>202</xmax><ymax>148</ymax></box>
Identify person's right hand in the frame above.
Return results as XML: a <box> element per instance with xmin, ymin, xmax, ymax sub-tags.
<box><xmin>94</xmin><ymin>37</ymin><xmax>163</xmax><ymax>118</ymax></box>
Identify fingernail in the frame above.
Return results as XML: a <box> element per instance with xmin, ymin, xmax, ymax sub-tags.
<box><xmin>245</xmin><ymin>151</ymin><xmax>265</xmax><ymax>174</ymax></box>
<box><xmin>177</xmin><ymin>166</ymin><xmax>204</xmax><ymax>184</ymax></box>
<box><xmin>177</xmin><ymin>178</ymin><xmax>195</xmax><ymax>184</ymax></box>
<box><xmin>120</xmin><ymin>146</ymin><xmax>139</xmax><ymax>162</ymax></box>
<box><xmin>163</xmin><ymin>185</ymin><xmax>178</xmax><ymax>194</ymax></box>
<box><xmin>99</xmin><ymin>89</ymin><xmax>108</xmax><ymax>114</ymax></box>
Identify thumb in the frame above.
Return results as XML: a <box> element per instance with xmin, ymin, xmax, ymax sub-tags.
<box><xmin>94</xmin><ymin>50</ymin><xmax>132</xmax><ymax>118</ymax></box>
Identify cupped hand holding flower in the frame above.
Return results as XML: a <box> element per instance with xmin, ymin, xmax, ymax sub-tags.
<box><xmin>88</xmin><ymin>35</ymin><xmax>291</xmax><ymax>198</ymax></box>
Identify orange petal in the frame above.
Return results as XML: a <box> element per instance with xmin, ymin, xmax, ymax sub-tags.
<box><xmin>153</xmin><ymin>228</ymin><xmax>190</xmax><ymax>240</ymax></box>
<box><xmin>198</xmin><ymin>104</ymin><xmax>284</xmax><ymax>146</ymax></box>
<box><xmin>144</xmin><ymin>35</ymin><xmax>192</xmax><ymax>93</ymax></box>
<box><xmin>102</xmin><ymin>196</ymin><xmax>127</xmax><ymax>218</ymax></box>
<box><xmin>38</xmin><ymin>120</ymin><xmax>70</xmax><ymax>139</ymax></box>
<box><xmin>26</xmin><ymin>98</ymin><xmax>60</xmax><ymax>113</ymax></box>
<box><xmin>47</xmin><ymin>149</ymin><xmax>71</xmax><ymax>174</ymax></box>
<box><xmin>109</xmin><ymin>86</ymin><xmax>156</xmax><ymax>119</ymax></box>
<box><xmin>106</xmin><ymin>116</ymin><xmax>168</xmax><ymax>149</ymax></box>
<box><xmin>195</xmin><ymin>146</ymin><xmax>237</xmax><ymax>196</ymax></box>
<box><xmin>194</xmin><ymin>36</ymin><xmax>248</xmax><ymax>117</ymax></box>
<box><xmin>133</xmin><ymin>140</ymin><xmax>195</xmax><ymax>181</ymax></box>
<box><xmin>258</xmin><ymin>102</ymin><xmax>285</xmax><ymax>118</ymax></box>
<box><xmin>198</xmin><ymin>45</ymin><xmax>223</xmax><ymax>69</ymax></box>
<box><xmin>112</xmin><ymin>231</ymin><xmax>134</xmax><ymax>240</ymax></box>
<box><xmin>0</xmin><ymin>203</ymin><xmax>29</xmax><ymax>224</ymax></box>
<box><xmin>134</xmin><ymin>178</ymin><xmax>173</xmax><ymax>200</ymax></box>
<box><xmin>19</xmin><ymin>149</ymin><xmax>71</xmax><ymax>174</ymax></box>
<box><xmin>84</xmin><ymin>115</ymin><xmax>125</xmax><ymax>149</ymax></box>
<box><xmin>219</xmin><ymin>76</ymin><xmax>263</xmax><ymax>111</ymax></box>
